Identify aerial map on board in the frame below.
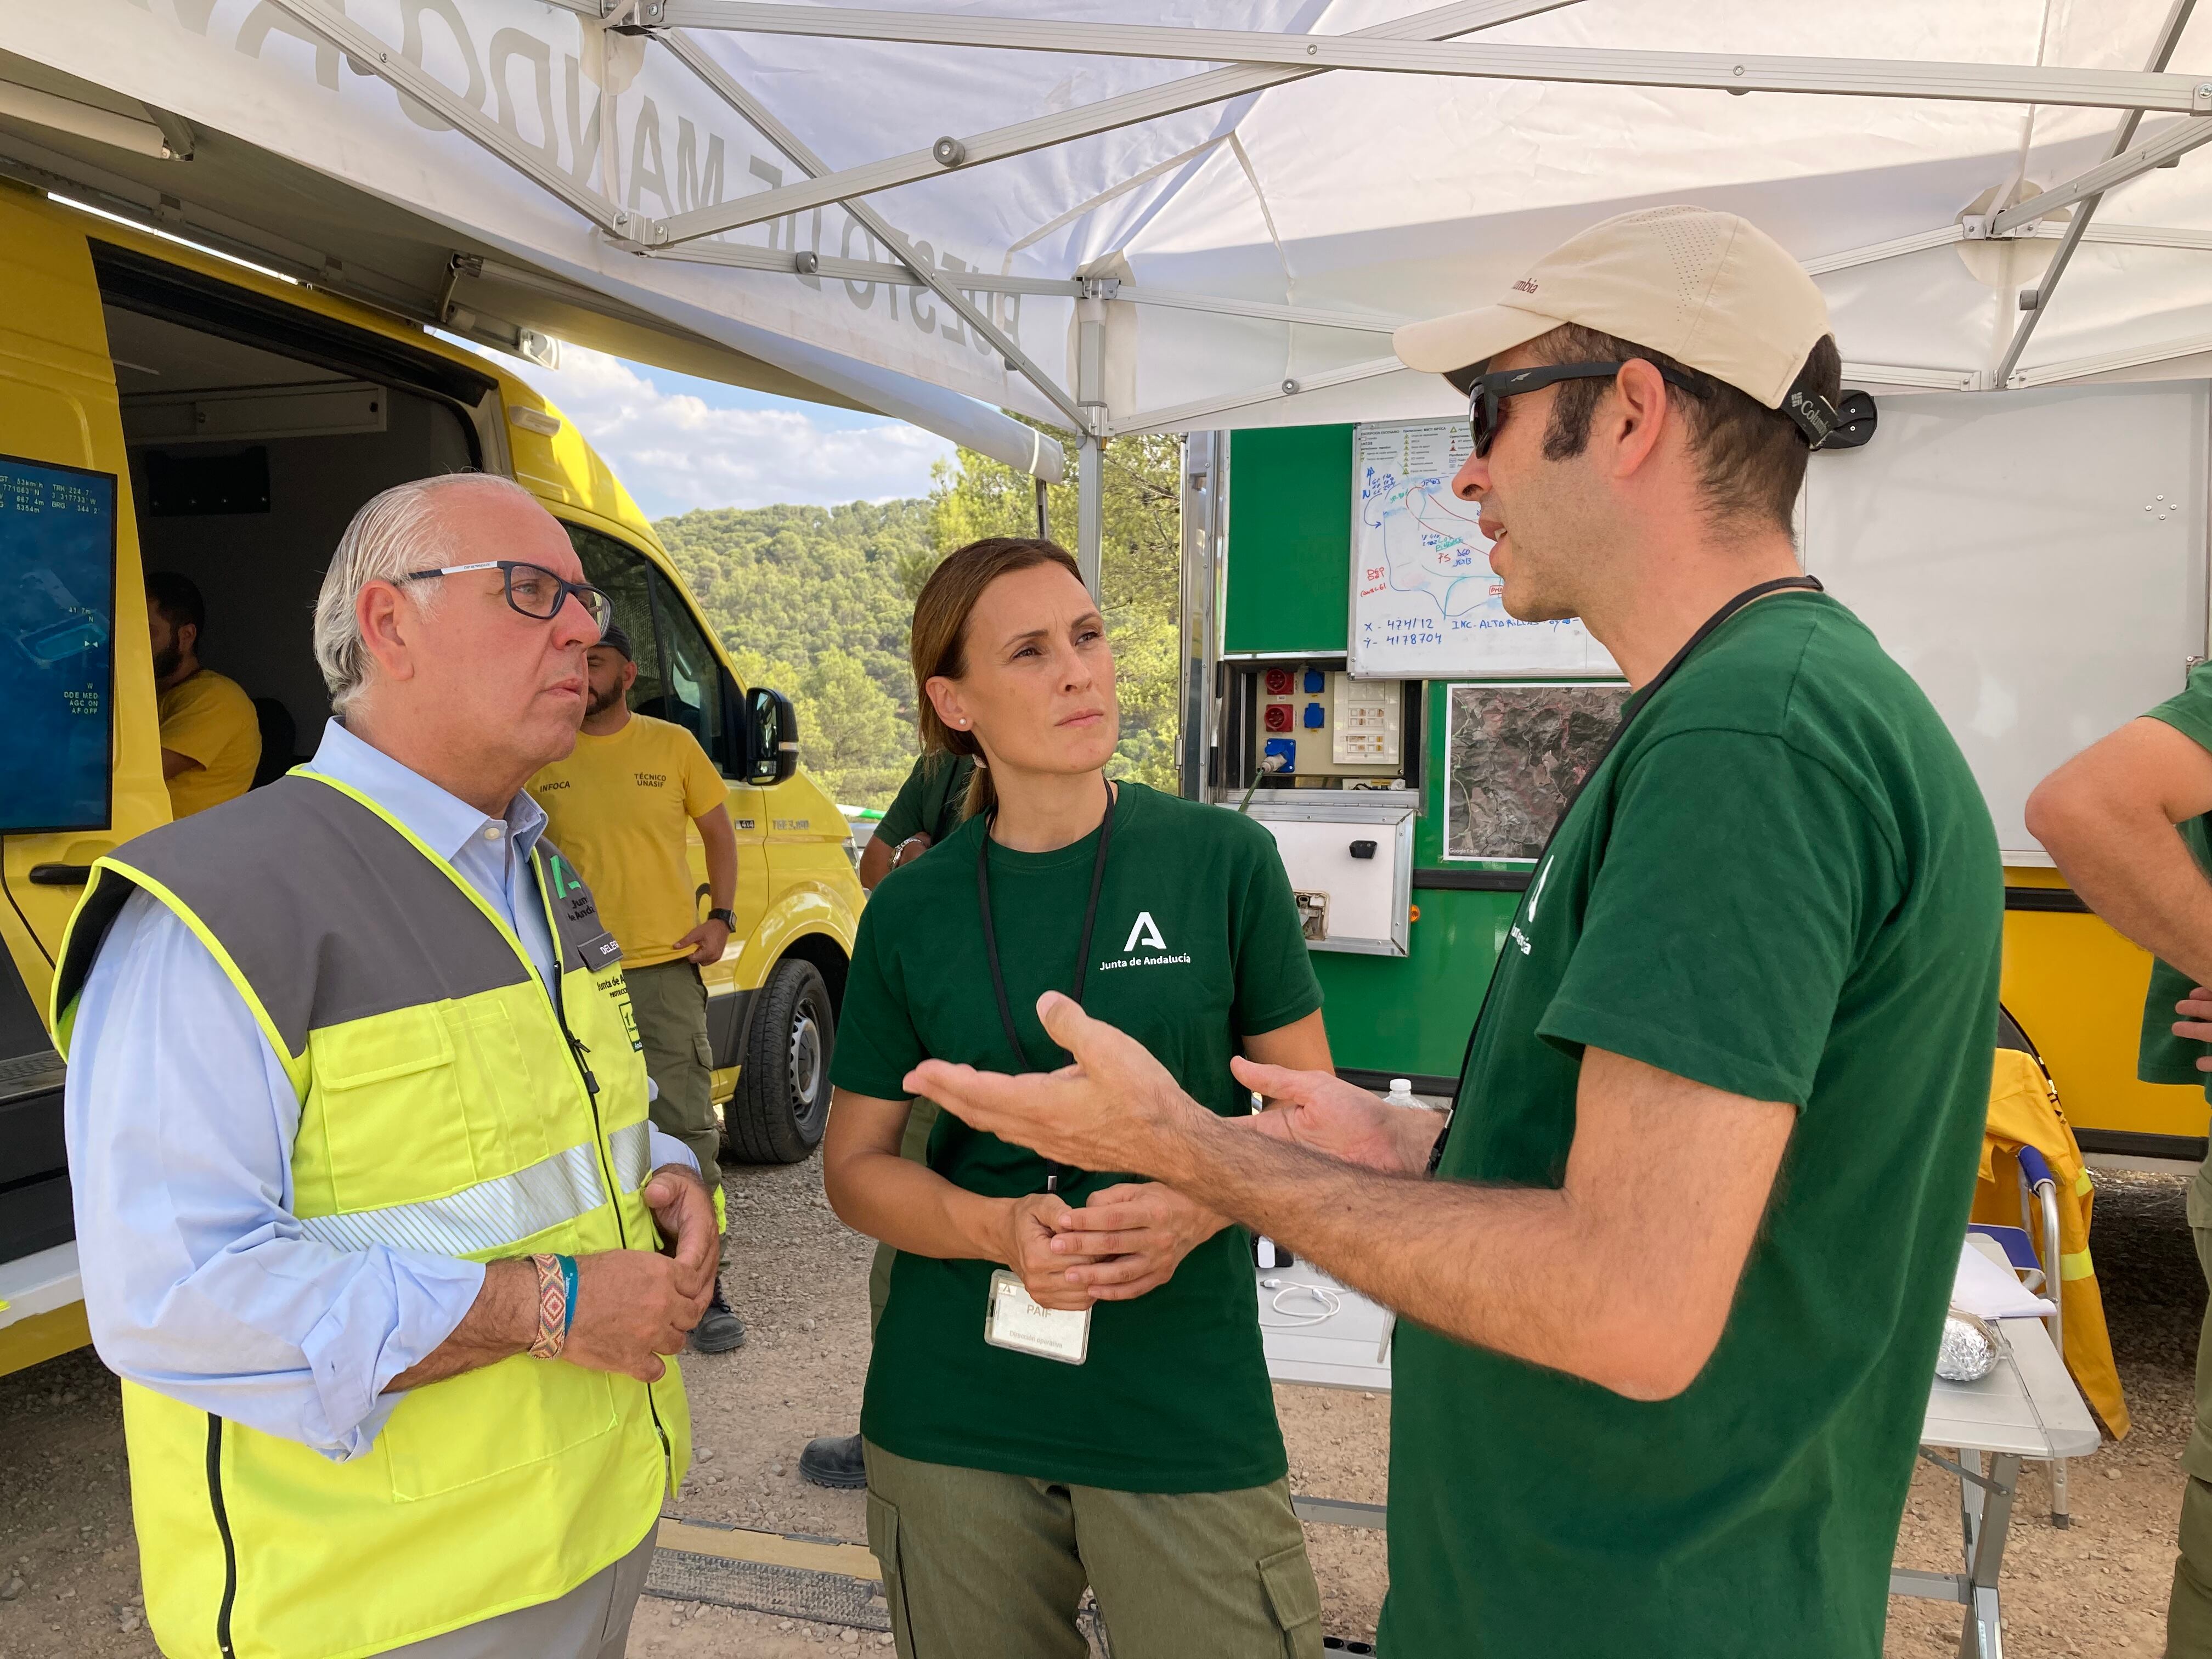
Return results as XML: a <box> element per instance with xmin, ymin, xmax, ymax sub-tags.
<box><xmin>1350</xmin><ymin>419</ymin><xmax>1618</xmax><ymax>679</ymax></box>
<box><xmin>1444</xmin><ymin>682</ymin><xmax>1630</xmax><ymax>861</ymax></box>
<box><xmin>3</xmin><ymin>455</ymin><xmax>116</xmax><ymax>833</ymax></box>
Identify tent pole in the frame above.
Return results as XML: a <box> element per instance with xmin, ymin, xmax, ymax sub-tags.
<box><xmin>1077</xmin><ymin>438</ymin><xmax>1104</xmax><ymax>600</ymax></box>
<box><xmin>1994</xmin><ymin>0</ymin><xmax>2200</xmax><ymax>386</ymax></box>
<box><xmin>657</xmin><ymin>27</ymin><xmax>1087</xmax><ymax>436</ymax></box>
<box><xmin>652</xmin><ymin>7</ymin><xmax>2212</xmax><ymax>122</ymax></box>
<box><xmin>1075</xmin><ymin>286</ymin><xmax>1108</xmax><ymax>597</ymax></box>
<box><xmin>256</xmin><ymin>0</ymin><xmax>639</xmax><ymax>238</ymax></box>
<box><xmin>645</xmin><ymin>0</ymin><xmax>1584</xmax><ymax>244</ymax></box>
<box><xmin>1178</xmin><ymin>432</ymin><xmax>1227</xmax><ymax>802</ymax></box>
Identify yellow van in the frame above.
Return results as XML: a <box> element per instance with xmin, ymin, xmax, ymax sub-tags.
<box><xmin>0</xmin><ymin>183</ymin><xmax>862</xmax><ymax>1376</ymax></box>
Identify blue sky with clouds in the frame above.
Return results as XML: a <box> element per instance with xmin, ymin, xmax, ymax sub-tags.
<box><xmin>487</xmin><ymin>342</ymin><xmax>957</xmax><ymax>521</ymax></box>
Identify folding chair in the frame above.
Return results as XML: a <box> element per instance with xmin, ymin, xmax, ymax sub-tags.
<box><xmin>1966</xmin><ymin>1142</ymin><xmax>2068</xmax><ymax>1526</ymax></box>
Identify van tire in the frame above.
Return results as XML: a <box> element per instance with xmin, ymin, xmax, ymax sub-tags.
<box><xmin>724</xmin><ymin>958</ymin><xmax>834</xmax><ymax>1164</ymax></box>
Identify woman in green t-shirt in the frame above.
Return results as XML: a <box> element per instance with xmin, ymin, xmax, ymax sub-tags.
<box><xmin>823</xmin><ymin>536</ymin><xmax>1334</xmax><ymax>1659</ymax></box>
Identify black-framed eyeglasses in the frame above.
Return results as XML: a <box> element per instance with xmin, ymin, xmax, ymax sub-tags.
<box><xmin>1459</xmin><ymin>359</ymin><xmax>1710</xmax><ymax>459</ymax></box>
<box><xmin>403</xmin><ymin>560</ymin><xmax>612</xmax><ymax>634</ymax></box>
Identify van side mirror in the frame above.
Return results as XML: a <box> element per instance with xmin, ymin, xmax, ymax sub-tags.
<box><xmin>745</xmin><ymin>686</ymin><xmax>799</xmax><ymax>786</ymax></box>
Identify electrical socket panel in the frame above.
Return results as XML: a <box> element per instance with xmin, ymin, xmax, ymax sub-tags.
<box><xmin>1332</xmin><ymin>679</ymin><xmax>1403</xmax><ymax>767</ymax></box>
<box><xmin>1255</xmin><ymin>664</ymin><xmax>1403</xmax><ymax>780</ymax></box>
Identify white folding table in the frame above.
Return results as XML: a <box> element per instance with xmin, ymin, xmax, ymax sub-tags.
<box><xmin>1257</xmin><ymin>1265</ymin><xmax>2100</xmax><ymax>1658</ymax></box>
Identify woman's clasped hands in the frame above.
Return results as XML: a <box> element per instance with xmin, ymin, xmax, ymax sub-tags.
<box><xmin>1001</xmin><ymin>1182</ymin><xmax>1229</xmax><ymax>1310</ymax></box>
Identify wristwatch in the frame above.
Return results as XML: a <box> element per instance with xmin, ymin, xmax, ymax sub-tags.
<box><xmin>707</xmin><ymin>907</ymin><xmax>737</xmax><ymax>929</ymax></box>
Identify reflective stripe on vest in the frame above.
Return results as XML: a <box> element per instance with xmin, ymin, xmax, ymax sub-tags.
<box><xmin>611</xmin><ymin>1119</ymin><xmax>651</xmax><ymax>1194</ymax></box>
<box><xmin>298</xmin><ymin>1140</ymin><xmax>606</xmax><ymax>1256</ymax></box>
<box><xmin>50</xmin><ymin>770</ymin><xmax>689</xmax><ymax>1659</ymax></box>
<box><xmin>296</xmin><ymin>1122</ymin><xmax>653</xmax><ymax>1256</ymax></box>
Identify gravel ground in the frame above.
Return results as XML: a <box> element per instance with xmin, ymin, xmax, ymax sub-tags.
<box><xmin>1</xmin><ymin>1158</ymin><xmax>2202</xmax><ymax>1656</ymax></box>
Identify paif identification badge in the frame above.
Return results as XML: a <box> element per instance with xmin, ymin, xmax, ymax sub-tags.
<box><xmin>984</xmin><ymin>1269</ymin><xmax>1091</xmax><ymax>1365</ymax></box>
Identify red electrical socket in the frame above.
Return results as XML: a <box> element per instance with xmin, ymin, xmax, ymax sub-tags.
<box><xmin>1264</xmin><ymin>669</ymin><xmax>1294</xmax><ymax>695</ymax></box>
<box><xmin>1264</xmin><ymin>704</ymin><xmax>1294</xmax><ymax>732</ymax></box>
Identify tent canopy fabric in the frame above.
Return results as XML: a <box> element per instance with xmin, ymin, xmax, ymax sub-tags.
<box><xmin>8</xmin><ymin>0</ymin><xmax>2212</xmax><ymax>465</ymax></box>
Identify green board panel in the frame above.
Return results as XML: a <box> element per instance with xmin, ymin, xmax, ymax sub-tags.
<box><xmin>1224</xmin><ymin>425</ymin><xmax>1355</xmax><ymax>653</ymax></box>
<box><xmin>1313</xmin><ymin>885</ymin><xmax>1513</xmax><ymax>1080</ymax></box>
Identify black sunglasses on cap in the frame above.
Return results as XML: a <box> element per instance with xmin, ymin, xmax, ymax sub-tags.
<box><xmin>1448</xmin><ymin>357</ymin><xmax>1877</xmax><ymax>458</ymax></box>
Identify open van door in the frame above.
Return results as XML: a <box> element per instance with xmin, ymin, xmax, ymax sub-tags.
<box><xmin>0</xmin><ymin>187</ymin><xmax>166</xmax><ymax>1368</ymax></box>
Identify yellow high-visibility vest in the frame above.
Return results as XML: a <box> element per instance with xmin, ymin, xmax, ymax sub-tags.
<box><xmin>52</xmin><ymin>770</ymin><xmax>691</xmax><ymax>1659</ymax></box>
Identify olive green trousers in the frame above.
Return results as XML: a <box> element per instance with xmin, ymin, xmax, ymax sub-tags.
<box><xmin>2168</xmin><ymin>1211</ymin><xmax>2212</xmax><ymax>1654</ymax></box>
<box><xmin>623</xmin><ymin>960</ymin><xmax>720</xmax><ymax>1208</ymax></box>
<box><xmin>862</xmin><ymin>1440</ymin><xmax>1322</xmax><ymax>1659</ymax></box>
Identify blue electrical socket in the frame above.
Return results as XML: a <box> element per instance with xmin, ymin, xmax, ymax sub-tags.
<box><xmin>1302</xmin><ymin>668</ymin><xmax>1325</xmax><ymax>694</ymax></box>
<box><xmin>1302</xmin><ymin>702</ymin><xmax>1325</xmax><ymax>729</ymax></box>
<box><xmin>1264</xmin><ymin>736</ymin><xmax>1297</xmax><ymax>771</ymax></box>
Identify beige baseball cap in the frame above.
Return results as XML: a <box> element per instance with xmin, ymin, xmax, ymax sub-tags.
<box><xmin>1392</xmin><ymin>205</ymin><xmax>1832</xmax><ymax>410</ymax></box>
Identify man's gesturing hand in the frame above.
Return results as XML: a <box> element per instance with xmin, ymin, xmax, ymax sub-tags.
<box><xmin>1049</xmin><ymin>1182</ymin><xmax>1225</xmax><ymax>1301</ymax></box>
<box><xmin>904</xmin><ymin>992</ymin><xmax>1205</xmax><ymax>1179</ymax></box>
<box><xmin>1228</xmin><ymin>1058</ymin><xmax>1442</xmax><ymax>1175</ymax></box>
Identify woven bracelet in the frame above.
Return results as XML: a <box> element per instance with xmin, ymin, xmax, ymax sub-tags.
<box><xmin>528</xmin><ymin>1252</ymin><xmax>567</xmax><ymax>1359</ymax></box>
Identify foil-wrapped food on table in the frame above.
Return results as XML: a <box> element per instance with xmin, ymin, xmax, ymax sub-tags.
<box><xmin>1936</xmin><ymin>1308</ymin><xmax>2001</xmax><ymax>1384</ymax></box>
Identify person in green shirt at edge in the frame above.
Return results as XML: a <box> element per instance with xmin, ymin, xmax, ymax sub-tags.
<box><xmin>823</xmin><ymin>534</ymin><xmax>1339</xmax><ymax>1658</ymax></box>
<box><xmin>799</xmin><ymin>748</ymin><xmax>975</xmax><ymax>1490</ymax></box>
<box><xmin>2027</xmin><ymin>665</ymin><xmax>2212</xmax><ymax>1653</ymax></box>
<box><xmin>910</xmin><ymin>206</ymin><xmax>2006</xmax><ymax>1659</ymax></box>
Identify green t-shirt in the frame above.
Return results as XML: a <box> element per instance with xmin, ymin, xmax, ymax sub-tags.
<box><xmin>1381</xmin><ymin>593</ymin><xmax>2003</xmax><ymax>1659</ymax></box>
<box><xmin>2137</xmin><ymin>663</ymin><xmax>2212</xmax><ymax>1097</ymax></box>
<box><xmin>874</xmin><ymin>751</ymin><xmax>977</xmax><ymax>849</ymax></box>
<box><xmin>833</xmin><ymin>781</ymin><xmax>1322</xmax><ymax>1492</ymax></box>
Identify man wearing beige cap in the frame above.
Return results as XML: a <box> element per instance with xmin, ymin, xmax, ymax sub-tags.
<box><xmin>909</xmin><ymin>206</ymin><xmax>2002</xmax><ymax>1657</ymax></box>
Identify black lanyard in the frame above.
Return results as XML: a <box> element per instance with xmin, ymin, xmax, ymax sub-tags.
<box><xmin>977</xmin><ymin>776</ymin><xmax>1116</xmax><ymax>1193</ymax></box>
<box><xmin>1426</xmin><ymin>574</ymin><xmax>1825</xmax><ymax>1173</ymax></box>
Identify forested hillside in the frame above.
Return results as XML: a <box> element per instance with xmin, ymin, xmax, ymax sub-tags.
<box><xmin>656</xmin><ymin>499</ymin><xmax>931</xmax><ymax>808</ymax></box>
<box><xmin>654</xmin><ymin>431</ymin><xmax>1181</xmax><ymax>810</ymax></box>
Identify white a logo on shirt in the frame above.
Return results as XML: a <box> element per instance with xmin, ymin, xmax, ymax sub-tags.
<box><xmin>1124</xmin><ymin>911</ymin><xmax>1167</xmax><ymax>953</ymax></box>
<box><xmin>1523</xmin><ymin>856</ymin><xmax>1553</xmax><ymax>924</ymax></box>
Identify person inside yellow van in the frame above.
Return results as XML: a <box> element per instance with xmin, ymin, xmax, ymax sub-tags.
<box><xmin>146</xmin><ymin>571</ymin><xmax>259</xmax><ymax>819</ymax></box>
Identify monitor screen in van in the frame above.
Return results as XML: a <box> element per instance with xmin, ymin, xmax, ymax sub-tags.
<box><xmin>3</xmin><ymin>454</ymin><xmax>116</xmax><ymax>834</ymax></box>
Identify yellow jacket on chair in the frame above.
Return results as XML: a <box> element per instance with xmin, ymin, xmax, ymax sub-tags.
<box><xmin>1972</xmin><ymin>1045</ymin><xmax>2130</xmax><ymax>1440</ymax></box>
<box><xmin>51</xmin><ymin>771</ymin><xmax>690</xmax><ymax>1659</ymax></box>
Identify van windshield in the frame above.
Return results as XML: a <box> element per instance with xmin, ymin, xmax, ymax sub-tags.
<box><xmin>562</xmin><ymin>520</ymin><xmax>735</xmax><ymax>776</ymax></box>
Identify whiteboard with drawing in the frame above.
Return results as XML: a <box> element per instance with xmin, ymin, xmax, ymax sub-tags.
<box><xmin>1348</xmin><ymin>419</ymin><xmax>1619</xmax><ymax>679</ymax></box>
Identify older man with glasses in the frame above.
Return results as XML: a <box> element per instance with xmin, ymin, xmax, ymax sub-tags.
<box><xmin>57</xmin><ymin>472</ymin><xmax>713</xmax><ymax>1659</ymax></box>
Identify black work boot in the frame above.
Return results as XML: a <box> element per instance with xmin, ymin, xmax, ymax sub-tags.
<box><xmin>798</xmin><ymin>1432</ymin><xmax>867</xmax><ymax>1490</ymax></box>
<box><xmin>690</xmin><ymin>1279</ymin><xmax>747</xmax><ymax>1354</ymax></box>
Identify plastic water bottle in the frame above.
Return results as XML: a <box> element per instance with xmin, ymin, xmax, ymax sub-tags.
<box><xmin>1383</xmin><ymin>1077</ymin><xmax>1419</xmax><ymax>1109</ymax></box>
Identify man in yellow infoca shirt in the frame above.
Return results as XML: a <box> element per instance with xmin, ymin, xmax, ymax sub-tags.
<box><xmin>147</xmin><ymin>572</ymin><xmax>259</xmax><ymax>820</ymax></box>
<box><xmin>528</xmin><ymin>622</ymin><xmax>746</xmax><ymax>1353</ymax></box>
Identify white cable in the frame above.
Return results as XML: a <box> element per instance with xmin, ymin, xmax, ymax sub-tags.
<box><xmin>1260</xmin><ymin>1278</ymin><xmax>1343</xmax><ymax>1328</ymax></box>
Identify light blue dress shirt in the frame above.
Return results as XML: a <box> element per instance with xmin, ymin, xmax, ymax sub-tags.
<box><xmin>63</xmin><ymin>720</ymin><xmax>697</xmax><ymax>1461</ymax></box>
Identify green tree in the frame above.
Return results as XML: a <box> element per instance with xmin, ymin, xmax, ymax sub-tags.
<box><xmin>922</xmin><ymin>426</ymin><xmax>1183</xmax><ymax>791</ymax></box>
<box><xmin>796</xmin><ymin>648</ymin><xmax>911</xmax><ymax>804</ymax></box>
<box><xmin>651</xmin><ymin>432</ymin><xmax>1183</xmax><ymax>809</ymax></box>
<box><xmin>657</xmin><ymin>500</ymin><xmax>929</xmax><ymax>810</ymax></box>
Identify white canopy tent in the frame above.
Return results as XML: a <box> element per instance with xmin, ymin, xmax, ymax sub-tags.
<box><xmin>8</xmin><ymin>0</ymin><xmax>2212</xmax><ymax>570</ymax></box>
